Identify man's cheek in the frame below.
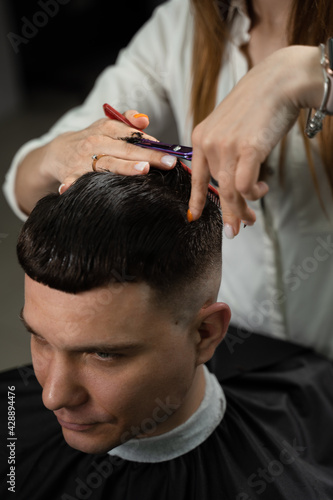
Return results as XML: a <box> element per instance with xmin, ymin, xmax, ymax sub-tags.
<box><xmin>31</xmin><ymin>346</ymin><xmax>48</xmax><ymax>386</ymax></box>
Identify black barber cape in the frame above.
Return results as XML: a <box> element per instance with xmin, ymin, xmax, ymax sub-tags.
<box><xmin>1</xmin><ymin>330</ymin><xmax>333</xmax><ymax>500</ymax></box>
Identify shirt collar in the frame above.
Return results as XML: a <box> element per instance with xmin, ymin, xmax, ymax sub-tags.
<box><xmin>227</xmin><ymin>0</ymin><xmax>251</xmax><ymax>46</ymax></box>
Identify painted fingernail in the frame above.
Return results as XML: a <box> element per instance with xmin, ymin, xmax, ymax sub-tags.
<box><xmin>161</xmin><ymin>155</ymin><xmax>176</xmax><ymax>167</ymax></box>
<box><xmin>133</xmin><ymin>113</ymin><xmax>149</xmax><ymax>119</ymax></box>
<box><xmin>187</xmin><ymin>209</ymin><xmax>193</xmax><ymax>223</ymax></box>
<box><xmin>134</xmin><ymin>161</ymin><xmax>149</xmax><ymax>172</ymax></box>
<box><xmin>224</xmin><ymin>224</ymin><xmax>235</xmax><ymax>239</ymax></box>
<box><xmin>58</xmin><ymin>183</ymin><xmax>65</xmax><ymax>195</ymax></box>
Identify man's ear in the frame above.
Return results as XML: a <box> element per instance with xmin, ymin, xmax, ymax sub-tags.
<box><xmin>195</xmin><ymin>302</ymin><xmax>231</xmax><ymax>365</ymax></box>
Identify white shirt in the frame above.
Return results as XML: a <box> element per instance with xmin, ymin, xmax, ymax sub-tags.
<box><xmin>3</xmin><ymin>0</ymin><xmax>333</xmax><ymax>357</ymax></box>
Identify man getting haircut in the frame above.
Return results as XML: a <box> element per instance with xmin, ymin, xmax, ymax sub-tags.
<box><xmin>16</xmin><ymin>162</ymin><xmax>229</xmax><ymax>457</ymax></box>
<box><xmin>1</xmin><ymin>162</ymin><xmax>333</xmax><ymax>499</ymax></box>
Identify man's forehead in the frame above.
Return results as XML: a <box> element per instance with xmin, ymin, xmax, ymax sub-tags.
<box><xmin>24</xmin><ymin>274</ymin><xmax>152</xmax><ymax>308</ymax></box>
<box><xmin>23</xmin><ymin>275</ymin><xmax>178</xmax><ymax>346</ymax></box>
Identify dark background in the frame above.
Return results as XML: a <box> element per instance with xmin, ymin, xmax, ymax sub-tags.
<box><xmin>4</xmin><ymin>0</ymin><xmax>165</xmax><ymax>106</ymax></box>
<box><xmin>0</xmin><ymin>0</ymin><xmax>166</xmax><ymax>371</ymax></box>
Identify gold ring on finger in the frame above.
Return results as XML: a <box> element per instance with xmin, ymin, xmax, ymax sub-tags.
<box><xmin>92</xmin><ymin>154</ymin><xmax>109</xmax><ymax>171</ymax></box>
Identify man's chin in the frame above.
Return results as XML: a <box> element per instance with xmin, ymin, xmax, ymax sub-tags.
<box><xmin>61</xmin><ymin>426</ymin><xmax>118</xmax><ymax>455</ymax></box>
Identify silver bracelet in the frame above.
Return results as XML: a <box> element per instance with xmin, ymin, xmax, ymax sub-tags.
<box><xmin>305</xmin><ymin>43</ymin><xmax>333</xmax><ymax>138</ymax></box>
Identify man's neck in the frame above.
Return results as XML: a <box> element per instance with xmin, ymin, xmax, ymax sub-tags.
<box><xmin>137</xmin><ymin>365</ymin><xmax>206</xmax><ymax>438</ymax></box>
<box><xmin>108</xmin><ymin>366</ymin><xmax>226</xmax><ymax>463</ymax></box>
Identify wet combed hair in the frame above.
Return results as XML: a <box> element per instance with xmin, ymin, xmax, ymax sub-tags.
<box><xmin>17</xmin><ymin>161</ymin><xmax>222</xmax><ymax>299</ymax></box>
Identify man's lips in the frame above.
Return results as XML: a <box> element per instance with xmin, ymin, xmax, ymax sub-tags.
<box><xmin>56</xmin><ymin>416</ymin><xmax>98</xmax><ymax>431</ymax></box>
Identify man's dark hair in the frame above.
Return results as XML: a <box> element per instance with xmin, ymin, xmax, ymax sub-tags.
<box><xmin>17</xmin><ymin>161</ymin><xmax>222</xmax><ymax>300</ymax></box>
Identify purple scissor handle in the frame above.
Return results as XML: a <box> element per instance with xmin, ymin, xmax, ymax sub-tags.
<box><xmin>131</xmin><ymin>138</ymin><xmax>193</xmax><ymax>160</ymax></box>
<box><xmin>103</xmin><ymin>103</ymin><xmax>220</xmax><ymax>206</ymax></box>
<box><xmin>103</xmin><ymin>103</ymin><xmax>193</xmax><ymax>160</ymax></box>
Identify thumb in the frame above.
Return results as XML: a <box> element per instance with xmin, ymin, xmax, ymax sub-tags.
<box><xmin>123</xmin><ymin>109</ymin><xmax>150</xmax><ymax>131</ymax></box>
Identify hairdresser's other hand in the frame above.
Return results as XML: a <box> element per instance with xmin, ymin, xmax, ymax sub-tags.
<box><xmin>189</xmin><ymin>45</ymin><xmax>323</xmax><ymax>237</ymax></box>
<box><xmin>15</xmin><ymin>110</ymin><xmax>177</xmax><ymax>215</ymax></box>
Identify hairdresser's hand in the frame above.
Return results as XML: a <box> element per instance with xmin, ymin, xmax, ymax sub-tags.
<box><xmin>189</xmin><ymin>45</ymin><xmax>323</xmax><ymax>237</ymax></box>
<box><xmin>15</xmin><ymin>110</ymin><xmax>177</xmax><ymax>215</ymax></box>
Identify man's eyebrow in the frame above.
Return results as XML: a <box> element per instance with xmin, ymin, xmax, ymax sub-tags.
<box><xmin>19</xmin><ymin>308</ymin><xmax>144</xmax><ymax>353</ymax></box>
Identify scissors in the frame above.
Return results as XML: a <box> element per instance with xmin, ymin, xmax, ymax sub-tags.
<box><xmin>103</xmin><ymin>103</ymin><xmax>193</xmax><ymax>160</ymax></box>
<box><xmin>103</xmin><ymin>103</ymin><xmax>220</xmax><ymax>207</ymax></box>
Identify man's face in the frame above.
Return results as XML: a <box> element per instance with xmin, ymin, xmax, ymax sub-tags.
<box><xmin>22</xmin><ymin>275</ymin><xmax>201</xmax><ymax>454</ymax></box>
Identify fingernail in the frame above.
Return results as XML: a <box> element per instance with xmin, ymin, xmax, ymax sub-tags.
<box><xmin>187</xmin><ymin>209</ymin><xmax>193</xmax><ymax>222</ymax></box>
<box><xmin>134</xmin><ymin>161</ymin><xmax>149</xmax><ymax>172</ymax></box>
<box><xmin>161</xmin><ymin>155</ymin><xmax>176</xmax><ymax>167</ymax></box>
<box><xmin>58</xmin><ymin>183</ymin><xmax>65</xmax><ymax>195</ymax></box>
<box><xmin>224</xmin><ymin>224</ymin><xmax>235</xmax><ymax>239</ymax></box>
<box><xmin>133</xmin><ymin>113</ymin><xmax>149</xmax><ymax>119</ymax></box>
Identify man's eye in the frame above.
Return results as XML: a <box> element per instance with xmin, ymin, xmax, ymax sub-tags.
<box><xmin>32</xmin><ymin>334</ymin><xmax>47</xmax><ymax>346</ymax></box>
<box><xmin>94</xmin><ymin>352</ymin><xmax>120</xmax><ymax>361</ymax></box>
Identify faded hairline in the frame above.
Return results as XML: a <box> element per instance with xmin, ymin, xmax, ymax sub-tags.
<box><xmin>151</xmin><ymin>259</ymin><xmax>222</xmax><ymax>326</ymax></box>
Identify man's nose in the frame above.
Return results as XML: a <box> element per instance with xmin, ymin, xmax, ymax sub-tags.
<box><xmin>42</xmin><ymin>355</ymin><xmax>88</xmax><ymax>411</ymax></box>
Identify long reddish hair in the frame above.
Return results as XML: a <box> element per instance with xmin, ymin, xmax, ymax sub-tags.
<box><xmin>190</xmin><ymin>0</ymin><xmax>333</xmax><ymax>198</ymax></box>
